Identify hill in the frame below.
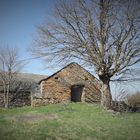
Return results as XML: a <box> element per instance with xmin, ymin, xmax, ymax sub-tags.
<box><xmin>15</xmin><ymin>73</ymin><xmax>47</xmax><ymax>83</ymax></box>
<box><xmin>0</xmin><ymin>72</ymin><xmax>47</xmax><ymax>91</ymax></box>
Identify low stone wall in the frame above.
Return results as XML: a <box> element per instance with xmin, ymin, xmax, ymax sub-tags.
<box><xmin>0</xmin><ymin>92</ymin><xmax>31</xmax><ymax>108</ymax></box>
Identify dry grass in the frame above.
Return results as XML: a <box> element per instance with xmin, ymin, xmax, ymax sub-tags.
<box><xmin>5</xmin><ymin>112</ymin><xmax>59</xmax><ymax>123</ymax></box>
<box><xmin>126</xmin><ymin>92</ymin><xmax>140</xmax><ymax>107</ymax></box>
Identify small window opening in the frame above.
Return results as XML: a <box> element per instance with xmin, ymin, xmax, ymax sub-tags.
<box><xmin>55</xmin><ymin>76</ymin><xmax>59</xmax><ymax>79</ymax></box>
<box><xmin>85</xmin><ymin>77</ymin><xmax>88</xmax><ymax>80</ymax></box>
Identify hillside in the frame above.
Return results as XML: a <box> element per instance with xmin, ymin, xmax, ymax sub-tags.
<box><xmin>0</xmin><ymin>103</ymin><xmax>140</xmax><ymax>140</ymax></box>
<box><xmin>0</xmin><ymin>72</ymin><xmax>47</xmax><ymax>83</ymax></box>
<box><xmin>0</xmin><ymin>72</ymin><xmax>47</xmax><ymax>91</ymax></box>
<box><xmin>16</xmin><ymin>73</ymin><xmax>47</xmax><ymax>83</ymax></box>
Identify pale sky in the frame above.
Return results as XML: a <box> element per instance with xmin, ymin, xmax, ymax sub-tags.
<box><xmin>0</xmin><ymin>0</ymin><xmax>58</xmax><ymax>75</ymax></box>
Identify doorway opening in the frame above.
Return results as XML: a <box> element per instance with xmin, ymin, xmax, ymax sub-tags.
<box><xmin>71</xmin><ymin>84</ymin><xmax>84</xmax><ymax>102</ymax></box>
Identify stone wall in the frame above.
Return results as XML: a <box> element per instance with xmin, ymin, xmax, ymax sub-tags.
<box><xmin>41</xmin><ymin>79</ymin><xmax>71</xmax><ymax>102</ymax></box>
<box><xmin>0</xmin><ymin>91</ymin><xmax>31</xmax><ymax>108</ymax></box>
<box><xmin>31</xmin><ymin>79</ymin><xmax>71</xmax><ymax>107</ymax></box>
<box><xmin>32</xmin><ymin>63</ymin><xmax>101</xmax><ymax>107</ymax></box>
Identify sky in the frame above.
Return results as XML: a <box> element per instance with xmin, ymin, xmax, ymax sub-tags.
<box><xmin>0</xmin><ymin>0</ymin><xmax>57</xmax><ymax>75</ymax></box>
<box><xmin>0</xmin><ymin>0</ymin><xmax>139</xmax><ymax>96</ymax></box>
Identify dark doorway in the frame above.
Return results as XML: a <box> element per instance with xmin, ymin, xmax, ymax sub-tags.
<box><xmin>71</xmin><ymin>85</ymin><xmax>84</xmax><ymax>102</ymax></box>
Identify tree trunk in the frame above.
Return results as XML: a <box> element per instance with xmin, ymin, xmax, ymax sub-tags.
<box><xmin>100</xmin><ymin>80</ymin><xmax>112</xmax><ymax>109</ymax></box>
<box><xmin>5</xmin><ymin>84</ymin><xmax>9</xmax><ymax>108</ymax></box>
<box><xmin>4</xmin><ymin>91</ymin><xmax>8</xmax><ymax>108</ymax></box>
<box><xmin>2</xmin><ymin>81</ymin><xmax>6</xmax><ymax>108</ymax></box>
<box><xmin>5</xmin><ymin>100</ymin><xmax>8</xmax><ymax>108</ymax></box>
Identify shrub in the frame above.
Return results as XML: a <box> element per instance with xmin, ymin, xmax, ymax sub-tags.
<box><xmin>126</xmin><ymin>92</ymin><xmax>140</xmax><ymax>107</ymax></box>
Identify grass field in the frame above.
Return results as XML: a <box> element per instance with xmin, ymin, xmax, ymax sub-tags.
<box><xmin>0</xmin><ymin>103</ymin><xmax>140</xmax><ymax>140</ymax></box>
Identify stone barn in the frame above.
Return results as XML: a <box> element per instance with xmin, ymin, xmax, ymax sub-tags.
<box><xmin>32</xmin><ymin>62</ymin><xmax>101</xmax><ymax>107</ymax></box>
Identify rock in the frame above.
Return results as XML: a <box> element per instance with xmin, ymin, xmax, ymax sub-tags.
<box><xmin>106</xmin><ymin>109</ymin><xmax>115</xmax><ymax>114</ymax></box>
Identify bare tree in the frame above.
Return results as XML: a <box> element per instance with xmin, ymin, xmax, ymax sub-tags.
<box><xmin>32</xmin><ymin>0</ymin><xmax>140</xmax><ymax>109</ymax></box>
<box><xmin>0</xmin><ymin>46</ymin><xmax>24</xmax><ymax>108</ymax></box>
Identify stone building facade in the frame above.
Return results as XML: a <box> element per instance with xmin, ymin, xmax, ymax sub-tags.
<box><xmin>32</xmin><ymin>63</ymin><xmax>101</xmax><ymax>107</ymax></box>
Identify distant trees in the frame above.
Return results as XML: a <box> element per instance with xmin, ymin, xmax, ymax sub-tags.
<box><xmin>32</xmin><ymin>0</ymin><xmax>140</xmax><ymax>109</ymax></box>
<box><xmin>0</xmin><ymin>46</ymin><xmax>25</xmax><ymax>108</ymax></box>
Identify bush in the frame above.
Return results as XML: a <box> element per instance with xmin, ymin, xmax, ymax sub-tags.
<box><xmin>126</xmin><ymin>92</ymin><xmax>140</xmax><ymax>107</ymax></box>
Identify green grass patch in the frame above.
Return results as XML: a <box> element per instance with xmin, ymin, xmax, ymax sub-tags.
<box><xmin>0</xmin><ymin>103</ymin><xmax>140</xmax><ymax>140</ymax></box>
